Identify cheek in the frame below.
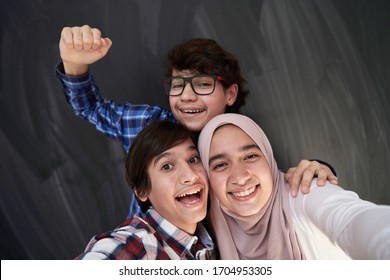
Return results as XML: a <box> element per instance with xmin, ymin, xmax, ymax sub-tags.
<box><xmin>209</xmin><ymin>174</ymin><xmax>226</xmax><ymax>194</ymax></box>
<box><xmin>197</xmin><ymin>166</ymin><xmax>208</xmax><ymax>177</ymax></box>
<box><xmin>255</xmin><ymin>161</ymin><xmax>272</xmax><ymax>177</ymax></box>
<box><xmin>168</xmin><ymin>97</ymin><xmax>176</xmax><ymax>107</ymax></box>
<box><xmin>202</xmin><ymin>96</ymin><xmax>226</xmax><ymax>113</ymax></box>
<box><xmin>148</xmin><ymin>178</ymin><xmax>170</xmax><ymax>201</ymax></box>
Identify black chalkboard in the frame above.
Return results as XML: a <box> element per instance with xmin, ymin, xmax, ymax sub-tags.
<box><xmin>1</xmin><ymin>0</ymin><xmax>389</xmax><ymax>259</ymax></box>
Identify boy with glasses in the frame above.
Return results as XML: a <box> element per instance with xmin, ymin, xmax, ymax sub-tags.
<box><xmin>56</xmin><ymin>25</ymin><xmax>338</xmax><ymax>217</ymax></box>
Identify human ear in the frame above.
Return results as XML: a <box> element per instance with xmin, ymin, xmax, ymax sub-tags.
<box><xmin>134</xmin><ymin>189</ymin><xmax>148</xmax><ymax>202</ymax></box>
<box><xmin>226</xmin><ymin>84</ymin><xmax>238</xmax><ymax>106</ymax></box>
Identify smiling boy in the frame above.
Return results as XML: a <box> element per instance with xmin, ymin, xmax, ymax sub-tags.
<box><xmin>76</xmin><ymin>121</ymin><xmax>214</xmax><ymax>260</ymax></box>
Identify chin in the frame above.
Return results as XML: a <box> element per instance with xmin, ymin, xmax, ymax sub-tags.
<box><xmin>183</xmin><ymin>123</ymin><xmax>203</xmax><ymax>133</ymax></box>
<box><xmin>193</xmin><ymin>209</ymin><xmax>207</xmax><ymax>222</ymax></box>
<box><xmin>235</xmin><ymin>206</ymin><xmax>263</xmax><ymax>217</ymax></box>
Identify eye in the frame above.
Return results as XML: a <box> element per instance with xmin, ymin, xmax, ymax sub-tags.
<box><xmin>171</xmin><ymin>78</ymin><xmax>185</xmax><ymax>89</ymax></box>
<box><xmin>196</xmin><ymin>81</ymin><xmax>212</xmax><ymax>87</ymax></box>
<box><xmin>172</xmin><ymin>83</ymin><xmax>184</xmax><ymax>89</ymax></box>
<box><xmin>189</xmin><ymin>155</ymin><xmax>201</xmax><ymax>165</ymax></box>
<box><xmin>211</xmin><ymin>161</ymin><xmax>228</xmax><ymax>171</ymax></box>
<box><xmin>193</xmin><ymin>76</ymin><xmax>214</xmax><ymax>88</ymax></box>
<box><xmin>244</xmin><ymin>153</ymin><xmax>260</xmax><ymax>161</ymax></box>
<box><xmin>161</xmin><ymin>163</ymin><xmax>173</xmax><ymax>171</ymax></box>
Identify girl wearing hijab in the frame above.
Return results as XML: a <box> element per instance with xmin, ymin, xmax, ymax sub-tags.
<box><xmin>198</xmin><ymin>113</ymin><xmax>390</xmax><ymax>260</ymax></box>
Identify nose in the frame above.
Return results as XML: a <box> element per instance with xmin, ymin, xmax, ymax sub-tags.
<box><xmin>181</xmin><ymin>163</ymin><xmax>200</xmax><ymax>184</ymax></box>
<box><xmin>180</xmin><ymin>82</ymin><xmax>197</xmax><ymax>101</ymax></box>
<box><xmin>230</xmin><ymin>162</ymin><xmax>250</xmax><ymax>186</ymax></box>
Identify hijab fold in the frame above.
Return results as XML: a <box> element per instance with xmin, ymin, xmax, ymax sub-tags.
<box><xmin>198</xmin><ymin>114</ymin><xmax>303</xmax><ymax>260</ymax></box>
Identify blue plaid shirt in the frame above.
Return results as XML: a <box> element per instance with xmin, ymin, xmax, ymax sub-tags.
<box><xmin>55</xmin><ymin>62</ymin><xmax>177</xmax><ymax>216</ymax></box>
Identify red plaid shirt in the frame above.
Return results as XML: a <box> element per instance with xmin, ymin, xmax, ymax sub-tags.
<box><xmin>75</xmin><ymin>209</ymin><xmax>215</xmax><ymax>260</ymax></box>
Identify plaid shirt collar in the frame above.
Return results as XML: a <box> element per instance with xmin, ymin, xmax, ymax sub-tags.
<box><xmin>139</xmin><ymin>208</ymin><xmax>215</xmax><ymax>259</ymax></box>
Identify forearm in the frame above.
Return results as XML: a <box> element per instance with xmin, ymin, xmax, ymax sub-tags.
<box><xmin>55</xmin><ymin>61</ymin><xmax>175</xmax><ymax>151</ymax></box>
<box><xmin>297</xmin><ymin>181</ymin><xmax>390</xmax><ymax>259</ymax></box>
<box><xmin>336</xmin><ymin>205</ymin><xmax>390</xmax><ymax>259</ymax></box>
<box><xmin>55</xmin><ymin>62</ymin><xmax>103</xmax><ymax>121</ymax></box>
<box><xmin>55</xmin><ymin>61</ymin><xmax>125</xmax><ymax>142</ymax></box>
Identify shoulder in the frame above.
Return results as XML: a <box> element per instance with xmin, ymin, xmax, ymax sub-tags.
<box><xmin>292</xmin><ymin>179</ymin><xmax>358</xmax><ymax>202</ymax></box>
<box><xmin>120</xmin><ymin>103</ymin><xmax>175</xmax><ymax>122</ymax></box>
<box><xmin>78</xmin><ymin>216</ymin><xmax>162</xmax><ymax>260</ymax></box>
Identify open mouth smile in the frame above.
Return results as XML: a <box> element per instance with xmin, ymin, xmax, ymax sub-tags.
<box><xmin>176</xmin><ymin>187</ymin><xmax>204</xmax><ymax>205</ymax></box>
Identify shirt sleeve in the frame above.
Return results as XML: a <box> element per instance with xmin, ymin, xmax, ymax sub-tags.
<box><xmin>291</xmin><ymin>179</ymin><xmax>390</xmax><ymax>259</ymax></box>
<box><xmin>55</xmin><ymin>62</ymin><xmax>176</xmax><ymax>152</ymax></box>
<box><xmin>75</xmin><ymin>230</ymin><xmax>148</xmax><ymax>260</ymax></box>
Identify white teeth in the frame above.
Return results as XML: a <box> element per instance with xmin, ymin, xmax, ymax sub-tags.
<box><xmin>232</xmin><ymin>186</ymin><xmax>256</xmax><ymax>197</ymax></box>
<box><xmin>181</xmin><ymin>109</ymin><xmax>204</xmax><ymax>114</ymax></box>
<box><xmin>178</xmin><ymin>188</ymin><xmax>201</xmax><ymax>198</ymax></box>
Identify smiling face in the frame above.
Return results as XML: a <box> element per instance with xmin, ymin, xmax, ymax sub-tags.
<box><xmin>208</xmin><ymin>124</ymin><xmax>273</xmax><ymax>216</ymax></box>
<box><xmin>138</xmin><ymin>138</ymin><xmax>209</xmax><ymax>234</ymax></box>
<box><xmin>169</xmin><ymin>69</ymin><xmax>237</xmax><ymax>132</ymax></box>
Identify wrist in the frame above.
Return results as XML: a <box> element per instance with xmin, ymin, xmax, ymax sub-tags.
<box><xmin>62</xmin><ymin>61</ymin><xmax>88</xmax><ymax>76</ymax></box>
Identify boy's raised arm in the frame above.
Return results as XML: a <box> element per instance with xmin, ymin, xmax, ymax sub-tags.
<box><xmin>59</xmin><ymin>25</ymin><xmax>112</xmax><ymax>76</ymax></box>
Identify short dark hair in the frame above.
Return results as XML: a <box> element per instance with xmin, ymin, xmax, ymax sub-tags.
<box><xmin>166</xmin><ymin>38</ymin><xmax>249</xmax><ymax>113</ymax></box>
<box><xmin>125</xmin><ymin>120</ymin><xmax>195</xmax><ymax>212</ymax></box>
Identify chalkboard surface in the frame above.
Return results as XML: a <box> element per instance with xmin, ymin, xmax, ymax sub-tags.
<box><xmin>1</xmin><ymin>0</ymin><xmax>389</xmax><ymax>259</ymax></box>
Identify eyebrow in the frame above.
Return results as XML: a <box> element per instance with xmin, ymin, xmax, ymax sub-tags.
<box><xmin>209</xmin><ymin>144</ymin><xmax>260</xmax><ymax>165</ymax></box>
<box><xmin>153</xmin><ymin>144</ymin><xmax>198</xmax><ymax>167</ymax></box>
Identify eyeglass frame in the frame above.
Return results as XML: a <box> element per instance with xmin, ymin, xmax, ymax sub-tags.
<box><xmin>163</xmin><ymin>74</ymin><xmax>224</xmax><ymax>96</ymax></box>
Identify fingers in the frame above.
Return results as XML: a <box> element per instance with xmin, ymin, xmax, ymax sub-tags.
<box><xmin>316</xmin><ymin>165</ymin><xmax>338</xmax><ymax>186</ymax></box>
<box><xmin>60</xmin><ymin>26</ymin><xmax>75</xmax><ymax>49</ymax></box>
<box><xmin>60</xmin><ymin>25</ymin><xmax>104</xmax><ymax>51</ymax></box>
<box><xmin>299</xmin><ymin>161</ymin><xmax>320</xmax><ymax>193</ymax></box>
<box><xmin>287</xmin><ymin>160</ymin><xmax>339</xmax><ymax>197</ymax></box>
<box><xmin>287</xmin><ymin>160</ymin><xmax>313</xmax><ymax>196</ymax></box>
<box><xmin>90</xmin><ymin>26</ymin><xmax>103</xmax><ymax>50</ymax></box>
<box><xmin>285</xmin><ymin>167</ymin><xmax>297</xmax><ymax>196</ymax></box>
<box><xmin>72</xmin><ymin>26</ymin><xmax>84</xmax><ymax>51</ymax></box>
<box><xmin>100</xmin><ymin>37</ymin><xmax>113</xmax><ymax>55</ymax></box>
<box><xmin>59</xmin><ymin>25</ymin><xmax>112</xmax><ymax>75</ymax></box>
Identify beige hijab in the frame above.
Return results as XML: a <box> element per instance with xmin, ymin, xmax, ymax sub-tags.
<box><xmin>198</xmin><ymin>114</ymin><xmax>303</xmax><ymax>260</ymax></box>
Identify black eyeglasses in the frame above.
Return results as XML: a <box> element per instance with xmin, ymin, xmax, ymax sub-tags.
<box><xmin>163</xmin><ymin>75</ymin><xmax>224</xmax><ymax>96</ymax></box>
